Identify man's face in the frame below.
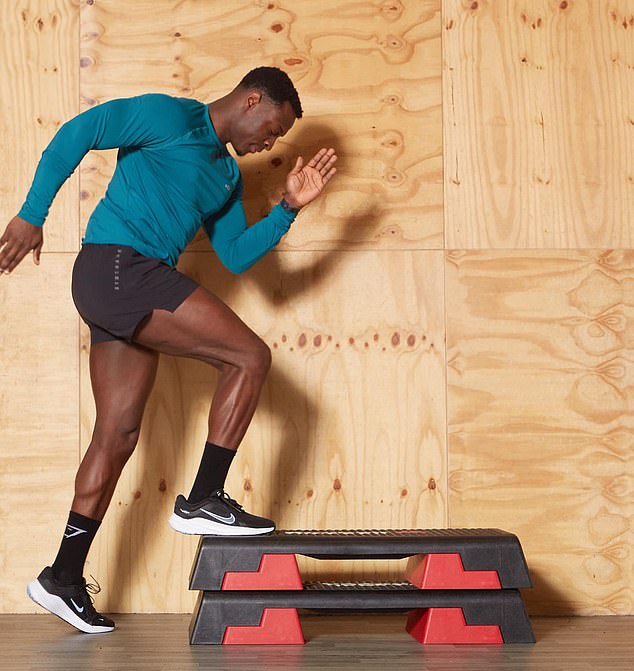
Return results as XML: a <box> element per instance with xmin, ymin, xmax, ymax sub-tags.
<box><xmin>230</xmin><ymin>93</ymin><xmax>296</xmax><ymax>157</ymax></box>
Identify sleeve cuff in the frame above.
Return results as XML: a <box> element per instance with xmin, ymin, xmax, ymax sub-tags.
<box><xmin>16</xmin><ymin>206</ymin><xmax>45</xmax><ymax>227</ymax></box>
<box><xmin>271</xmin><ymin>202</ymin><xmax>297</xmax><ymax>229</ymax></box>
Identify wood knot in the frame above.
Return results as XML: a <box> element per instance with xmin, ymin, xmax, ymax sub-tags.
<box><xmin>333</xmin><ymin>478</ymin><xmax>342</xmax><ymax>491</ymax></box>
<box><xmin>134</xmin><ymin>490</ymin><xmax>142</xmax><ymax>500</ymax></box>
<box><xmin>158</xmin><ymin>479</ymin><xmax>167</xmax><ymax>492</ymax></box>
<box><xmin>428</xmin><ymin>478</ymin><xmax>437</xmax><ymax>490</ymax></box>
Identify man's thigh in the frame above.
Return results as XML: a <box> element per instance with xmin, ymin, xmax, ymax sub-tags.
<box><xmin>89</xmin><ymin>339</ymin><xmax>159</xmax><ymax>426</ymax></box>
<box><xmin>133</xmin><ymin>286</ymin><xmax>264</xmax><ymax>365</ymax></box>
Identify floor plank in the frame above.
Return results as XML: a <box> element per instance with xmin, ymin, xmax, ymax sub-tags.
<box><xmin>1</xmin><ymin>614</ymin><xmax>632</xmax><ymax>670</ymax></box>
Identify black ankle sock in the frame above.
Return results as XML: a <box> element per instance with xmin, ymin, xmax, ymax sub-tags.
<box><xmin>187</xmin><ymin>441</ymin><xmax>236</xmax><ymax>504</ymax></box>
<box><xmin>51</xmin><ymin>511</ymin><xmax>101</xmax><ymax>585</ymax></box>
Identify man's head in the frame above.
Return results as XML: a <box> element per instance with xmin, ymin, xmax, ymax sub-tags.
<box><xmin>228</xmin><ymin>67</ymin><xmax>303</xmax><ymax>156</ymax></box>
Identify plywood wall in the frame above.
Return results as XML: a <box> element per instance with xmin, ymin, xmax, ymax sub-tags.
<box><xmin>444</xmin><ymin>0</ymin><xmax>634</xmax><ymax>248</ymax></box>
<box><xmin>1</xmin><ymin>0</ymin><xmax>632</xmax><ymax>617</ymax></box>
<box><xmin>444</xmin><ymin>0</ymin><xmax>634</xmax><ymax>617</ymax></box>
<box><xmin>0</xmin><ymin>0</ymin><xmax>79</xmax><ymax>613</ymax></box>
<box><xmin>446</xmin><ymin>250</ymin><xmax>634</xmax><ymax>615</ymax></box>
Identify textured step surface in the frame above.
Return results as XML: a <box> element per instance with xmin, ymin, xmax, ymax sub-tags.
<box><xmin>189</xmin><ymin>528</ymin><xmax>531</xmax><ymax>590</ymax></box>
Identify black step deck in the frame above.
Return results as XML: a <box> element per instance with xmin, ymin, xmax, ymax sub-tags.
<box><xmin>189</xmin><ymin>582</ymin><xmax>535</xmax><ymax>644</ymax></box>
<box><xmin>190</xmin><ymin>528</ymin><xmax>531</xmax><ymax>590</ymax></box>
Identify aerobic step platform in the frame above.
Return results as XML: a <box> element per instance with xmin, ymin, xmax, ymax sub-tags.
<box><xmin>187</xmin><ymin>528</ymin><xmax>534</xmax><ymax>645</ymax></box>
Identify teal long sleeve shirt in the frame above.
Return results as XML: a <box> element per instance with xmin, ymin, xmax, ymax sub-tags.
<box><xmin>18</xmin><ymin>94</ymin><xmax>296</xmax><ymax>272</ymax></box>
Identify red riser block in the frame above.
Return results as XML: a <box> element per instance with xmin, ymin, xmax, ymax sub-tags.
<box><xmin>223</xmin><ymin>608</ymin><xmax>305</xmax><ymax>645</ymax></box>
<box><xmin>220</xmin><ymin>554</ymin><xmax>305</xmax><ymax>645</ymax></box>
<box><xmin>407</xmin><ymin>608</ymin><xmax>503</xmax><ymax>644</ymax></box>
<box><xmin>221</xmin><ymin>554</ymin><xmax>303</xmax><ymax>590</ymax></box>
<box><xmin>406</xmin><ymin>553</ymin><xmax>501</xmax><ymax>589</ymax></box>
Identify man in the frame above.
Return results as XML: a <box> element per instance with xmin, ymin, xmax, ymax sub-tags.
<box><xmin>0</xmin><ymin>67</ymin><xmax>337</xmax><ymax>633</ymax></box>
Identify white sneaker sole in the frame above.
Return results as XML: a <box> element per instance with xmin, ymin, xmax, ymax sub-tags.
<box><xmin>26</xmin><ymin>579</ymin><xmax>114</xmax><ymax>634</ymax></box>
<box><xmin>169</xmin><ymin>513</ymin><xmax>274</xmax><ymax>536</ymax></box>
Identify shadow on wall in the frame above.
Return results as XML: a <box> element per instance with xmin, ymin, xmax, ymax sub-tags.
<box><xmin>103</xmin><ymin>124</ymin><xmax>385</xmax><ymax>608</ymax></box>
<box><xmin>238</xmin><ymin>121</ymin><xmax>352</xmax><ymax>226</ymax></box>
<box><xmin>523</xmin><ymin>568</ymin><xmax>577</xmax><ymax>616</ymax></box>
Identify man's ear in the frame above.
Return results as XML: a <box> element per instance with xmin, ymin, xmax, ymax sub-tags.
<box><xmin>245</xmin><ymin>90</ymin><xmax>263</xmax><ymax>110</ymax></box>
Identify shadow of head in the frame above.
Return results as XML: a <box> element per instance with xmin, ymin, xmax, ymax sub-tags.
<box><xmin>226</xmin><ymin>115</ymin><xmax>385</xmax><ymax>301</ymax></box>
<box><xmin>238</xmin><ymin>119</ymin><xmax>355</xmax><ymax>220</ymax></box>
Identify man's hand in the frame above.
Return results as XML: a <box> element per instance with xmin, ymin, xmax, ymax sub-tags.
<box><xmin>283</xmin><ymin>147</ymin><xmax>337</xmax><ymax>210</ymax></box>
<box><xmin>0</xmin><ymin>216</ymin><xmax>43</xmax><ymax>275</ymax></box>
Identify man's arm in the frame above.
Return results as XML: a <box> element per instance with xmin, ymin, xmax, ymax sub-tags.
<box><xmin>205</xmin><ymin>147</ymin><xmax>337</xmax><ymax>274</ymax></box>
<box><xmin>0</xmin><ymin>95</ymin><xmax>183</xmax><ymax>274</ymax></box>
<box><xmin>204</xmin><ymin>179</ymin><xmax>296</xmax><ymax>274</ymax></box>
<box><xmin>17</xmin><ymin>96</ymin><xmax>173</xmax><ymax>227</ymax></box>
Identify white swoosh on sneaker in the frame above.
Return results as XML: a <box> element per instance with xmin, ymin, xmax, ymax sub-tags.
<box><xmin>70</xmin><ymin>598</ymin><xmax>84</xmax><ymax>613</ymax></box>
<box><xmin>178</xmin><ymin>508</ymin><xmax>236</xmax><ymax>525</ymax></box>
<box><xmin>200</xmin><ymin>509</ymin><xmax>236</xmax><ymax>524</ymax></box>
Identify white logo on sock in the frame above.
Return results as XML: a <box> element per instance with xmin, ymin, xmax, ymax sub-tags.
<box><xmin>70</xmin><ymin>598</ymin><xmax>85</xmax><ymax>613</ymax></box>
<box><xmin>64</xmin><ymin>525</ymin><xmax>88</xmax><ymax>539</ymax></box>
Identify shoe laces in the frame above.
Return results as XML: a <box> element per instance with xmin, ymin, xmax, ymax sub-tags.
<box><xmin>216</xmin><ymin>489</ymin><xmax>244</xmax><ymax>511</ymax></box>
<box><xmin>85</xmin><ymin>575</ymin><xmax>102</xmax><ymax>599</ymax></box>
<box><xmin>80</xmin><ymin>575</ymin><xmax>102</xmax><ymax>616</ymax></box>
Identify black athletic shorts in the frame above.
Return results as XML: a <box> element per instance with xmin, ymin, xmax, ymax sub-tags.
<box><xmin>71</xmin><ymin>243</ymin><xmax>198</xmax><ymax>345</ymax></box>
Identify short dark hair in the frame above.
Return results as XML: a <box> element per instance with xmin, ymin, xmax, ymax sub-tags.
<box><xmin>239</xmin><ymin>66</ymin><xmax>303</xmax><ymax>119</ymax></box>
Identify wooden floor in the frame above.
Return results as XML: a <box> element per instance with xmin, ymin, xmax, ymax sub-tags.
<box><xmin>0</xmin><ymin>614</ymin><xmax>632</xmax><ymax>670</ymax></box>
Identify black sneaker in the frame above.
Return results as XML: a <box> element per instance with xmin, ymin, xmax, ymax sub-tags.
<box><xmin>169</xmin><ymin>489</ymin><xmax>275</xmax><ymax>535</ymax></box>
<box><xmin>27</xmin><ymin>567</ymin><xmax>115</xmax><ymax>634</ymax></box>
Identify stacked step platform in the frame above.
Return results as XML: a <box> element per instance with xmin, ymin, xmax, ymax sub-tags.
<box><xmin>188</xmin><ymin>528</ymin><xmax>535</xmax><ymax>645</ymax></box>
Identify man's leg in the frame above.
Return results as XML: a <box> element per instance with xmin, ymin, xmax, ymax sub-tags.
<box><xmin>28</xmin><ymin>339</ymin><xmax>159</xmax><ymax>633</ymax></box>
<box><xmin>133</xmin><ymin>286</ymin><xmax>275</xmax><ymax>535</ymax></box>
<box><xmin>135</xmin><ymin>286</ymin><xmax>270</xmax><ymax>449</ymax></box>
<box><xmin>73</xmin><ymin>339</ymin><xmax>159</xmax><ymax>520</ymax></box>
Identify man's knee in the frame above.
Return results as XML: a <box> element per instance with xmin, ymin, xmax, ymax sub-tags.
<box><xmin>248</xmin><ymin>337</ymin><xmax>272</xmax><ymax>378</ymax></box>
<box><xmin>92</xmin><ymin>421</ymin><xmax>142</xmax><ymax>461</ymax></box>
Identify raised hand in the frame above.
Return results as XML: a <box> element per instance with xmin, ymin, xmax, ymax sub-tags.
<box><xmin>0</xmin><ymin>216</ymin><xmax>44</xmax><ymax>275</ymax></box>
<box><xmin>284</xmin><ymin>147</ymin><xmax>337</xmax><ymax>210</ymax></box>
